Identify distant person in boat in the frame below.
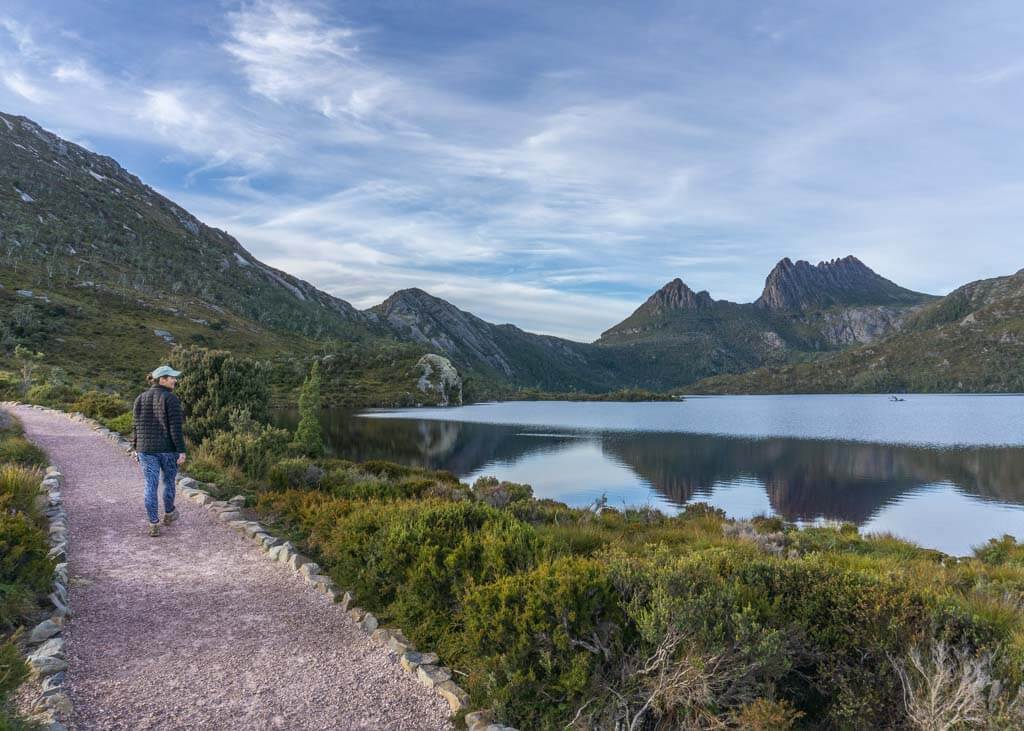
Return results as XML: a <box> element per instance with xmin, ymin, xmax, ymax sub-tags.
<box><xmin>131</xmin><ymin>365</ymin><xmax>187</xmax><ymax>537</ymax></box>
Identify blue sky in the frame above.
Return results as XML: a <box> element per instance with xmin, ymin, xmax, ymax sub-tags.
<box><xmin>1</xmin><ymin>1</ymin><xmax>1022</xmax><ymax>340</ymax></box>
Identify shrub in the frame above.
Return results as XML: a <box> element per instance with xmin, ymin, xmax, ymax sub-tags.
<box><xmin>0</xmin><ymin>372</ymin><xmax>17</xmax><ymax>401</ymax></box>
<box><xmin>170</xmin><ymin>345</ymin><xmax>271</xmax><ymax>444</ymax></box>
<box><xmin>974</xmin><ymin>535</ymin><xmax>1024</xmax><ymax>567</ymax></box>
<box><xmin>461</xmin><ymin>556</ymin><xmax>624</xmax><ymax>729</ymax></box>
<box><xmin>0</xmin><ymin>512</ymin><xmax>51</xmax><ymax>628</ymax></box>
<box><xmin>203</xmin><ymin>409</ymin><xmax>290</xmax><ymax>479</ymax></box>
<box><xmin>0</xmin><ymin>434</ymin><xmax>46</xmax><ymax>469</ymax></box>
<box><xmin>25</xmin><ymin>382</ymin><xmax>82</xmax><ymax>408</ymax></box>
<box><xmin>0</xmin><ymin>465</ymin><xmax>43</xmax><ymax>515</ymax></box>
<box><xmin>101</xmin><ymin>411</ymin><xmax>133</xmax><ymax>436</ymax></box>
<box><xmin>0</xmin><ymin>639</ymin><xmax>29</xmax><ymax>713</ymax></box>
<box><xmin>268</xmin><ymin>458</ymin><xmax>324</xmax><ymax>490</ymax></box>
<box><xmin>471</xmin><ymin>476</ymin><xmax>533</xmax><ymax>508</ymax></box>
<box><xmin>71</xmin><ymin>390</ymin><xmax>128</xmax><ymax>419</ymax></box>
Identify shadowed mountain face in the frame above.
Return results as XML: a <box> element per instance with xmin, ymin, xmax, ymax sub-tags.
<box><xmin>754</xmin><ymin>256</ymin><xmax>929</xmax><ymax>311</ymax></box>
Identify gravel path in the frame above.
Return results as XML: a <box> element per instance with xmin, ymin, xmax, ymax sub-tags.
<box><xmin>7</xmin><ymin>404</ymin><xmax>454</xmax><ymax>731</ymax></box>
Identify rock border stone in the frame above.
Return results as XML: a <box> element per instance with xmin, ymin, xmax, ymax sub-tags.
<box><xmin>2</xmin><ymin>401</ymin><xmax>518</xmax><ymax>731</ymax></box>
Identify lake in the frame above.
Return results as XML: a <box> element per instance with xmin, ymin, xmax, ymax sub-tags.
<box><xmin>272</xmin><ymin>395</ymin><xmax>1024</xmax><ymax>555</ymax></box>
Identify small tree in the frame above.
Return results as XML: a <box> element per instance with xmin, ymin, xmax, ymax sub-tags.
<box><xmin>294</xmin><ymin>360</ymin><xmax>324</xmax><ymax>457</ymax></box>
<box><xmin>169</xmin><ymin>345</ymin><xmax>271</xmax><ymax>445</ymax></box>
<box><xmin>13</xmin><ymin>345</ymin><xmax>43</xmax><ymax>396</ymax></box>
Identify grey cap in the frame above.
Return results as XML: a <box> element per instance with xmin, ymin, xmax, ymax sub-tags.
<box><xmin>151</xmin><ymin>365</ymin><xmax>182</xmax><ymax>379</ymax></box>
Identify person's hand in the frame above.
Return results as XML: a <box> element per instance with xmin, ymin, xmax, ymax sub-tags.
<box><xmin>177</xmin><ymin>453</ymin><xmax>186</xmax><ymax>466</ymax></box>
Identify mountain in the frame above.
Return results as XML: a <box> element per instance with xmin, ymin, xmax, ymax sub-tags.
<box><xmin>691</xmin><ymin>268</ymin><xmax>1024</xmax><ymax>394</ymax></box>
<box><xmin>370</xmin><ymin>288</ymin><xmax>622</xmax><ymax>392</ymax></box>
<box><xmin>754</xmin><ymin>255</ymin><xmax>927</xmax><ymax>310</ymax></box>
<box><xmin>592</xmin><ymin>257</ymin><xmax>936</xmax><ymax>390</ymax></box>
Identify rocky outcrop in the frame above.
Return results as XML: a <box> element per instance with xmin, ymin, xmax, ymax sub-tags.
<box><xmin>416</xmin><ymin>354</ymin><xmax>463</xmax><ymax>406</ymax></box>
<box><xmin>634</xmin><ymin>278</ymin><xmax>714</xmax><ymax>316</ymax></box>
<box><xmin>755</xmin><ymin>256</ymin><xmax>930</xmax><ymax>311</ymax></box>
<box><xmin>813</xmin><ymin>305</ymin><xmax>916</xmax><ymax>346</ymax></box>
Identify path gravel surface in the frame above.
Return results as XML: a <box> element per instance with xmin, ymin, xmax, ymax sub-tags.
<box><xmin>8</xmin><ymin>404</ymin><xmax>454</xmax><ymax>731</ymax></box>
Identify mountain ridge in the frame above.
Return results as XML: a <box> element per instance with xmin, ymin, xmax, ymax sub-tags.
<box><xmin>3</xmin><ymin>109</ymin><xmax>1019</xmax><ymax>401</ymax></box>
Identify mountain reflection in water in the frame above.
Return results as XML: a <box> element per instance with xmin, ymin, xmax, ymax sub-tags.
<box><xmin>271</xmin><ymin>407</ymin><xmax>1024</xmax><ymax>555</ymax></box>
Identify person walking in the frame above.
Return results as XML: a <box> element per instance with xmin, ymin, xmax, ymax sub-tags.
<box><xmin>131</xmin><ymin>365</ymin><xmax>187</xmax><ymax>536</ymax></box>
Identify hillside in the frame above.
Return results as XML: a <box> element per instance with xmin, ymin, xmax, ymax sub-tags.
<box><xmin>0</xmin><ymin>111</ymin><xmax>435</xmax><ymax>402</ymax></box>
<box><xmin>370</xmin><ymin>288</ymin><xmax>624</xmax><ymax>393</ymax></box>
<box><xmin>691</xmin><ymin>268</ymin><xmax>1024</xmax><ymax>393</ymax></box>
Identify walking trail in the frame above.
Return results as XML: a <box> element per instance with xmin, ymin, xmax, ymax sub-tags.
<box><xmin>7</xmin><ymin>404</ymin><xmax>454</xmax><ymax>731</ymax></box>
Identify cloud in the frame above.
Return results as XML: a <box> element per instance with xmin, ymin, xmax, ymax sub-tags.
<box><xmin>224</xmin><ymin>0</ymin><xmax>395</xmax><ymax>124</ymax></box>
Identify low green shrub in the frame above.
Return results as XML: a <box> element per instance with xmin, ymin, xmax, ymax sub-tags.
<box><xmin>0</xmin><ymin>435</ymin><xmax>46</xmax><ymax>469</ymax></box>
<box><xmin>470</xmin><ymin>476</ymin><xmax>533</xmax><ymax>507</ymax></box>
<box><xmin>70</xmin><ymin>390</ymin><xmax>128</xmax><ymax>419</ymax></box>
<box><xmin>0</xmin><ymin>372</ymin><xmax>17</xmax><ymax>401</ymax></box>
<box><xmin>100</xmin><ymin>411</ymin><xmax>133</xmax><ymax>436</ymax></box>
<box><xmin>0</xmin><ymin>512</ymin><xmax>51</xmax><ymax>629</ymax></box>
<box><xmin>203</xmin><ymin>409</ymin><xmax>290</xmax><ymax>479</ymax></box>
<box><xmin>974</xmin><ymin>535</ymin><xmax>1024</xmax><ymax>566</ymax></box>
<box><xmin>0</xmin><ymin>465</ymin><xmax>43</xmax><ymax>515</ymax></box>
<box><xmin>461</xmin><ymin>556</ymin><xmax>624</xmax><ymax>729</ymax></box>
<box><xmin>0</xmin><ymin>640</ymin><xmax>29</xmax><ymax>724</ymax></box>
<box><xmin>268</xmin><ymin>458</ymin><xmax>324</xmax><ymax>490</ymax></box>
<box><xmin>25</xmin><ymin>382</ymin><xmax>82</xmax><ymax>408</ymax></box>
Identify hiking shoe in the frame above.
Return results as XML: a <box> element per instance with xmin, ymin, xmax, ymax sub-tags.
<box><xmin>149</xmin><ymin>523</ymin><xmax>161</xmax><ymax>537</ymax></box>
<box><xmin>163</xmin><ymin>509</ymin><xmax>179</xmax><ymax>526</ymax></box>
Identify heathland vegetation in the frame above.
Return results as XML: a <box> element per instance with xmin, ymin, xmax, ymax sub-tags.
<box><xmin>0</xmin><ymin>411</ymin><xmax>51</xmax><ymax>728</ymax></box>
<box><xmin>39</xmin><ymin>347</ymin><xmax>1016</xmax><ymax>730</ymax></box>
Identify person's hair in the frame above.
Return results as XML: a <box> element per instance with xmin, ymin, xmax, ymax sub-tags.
<box><xmin>146</xmin><ymin>374</ymin><xmax>156</xmax><ymax>386</ymax></box>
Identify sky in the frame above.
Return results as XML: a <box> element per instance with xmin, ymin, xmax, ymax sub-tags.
<box><xmin>1</xmin><ymin>1</ymin><xmax>1022</xmax><ymax>341</ymax></box>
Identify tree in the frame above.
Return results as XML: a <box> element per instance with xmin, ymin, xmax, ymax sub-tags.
<box><xmin>294</xmin><ymin>360</ymin><xmax>324</xmax><ymax>457</ymax></box>
<box><xmin>13</xmin><ymin>345</ymin><xmax>43</xmax><ymax>395</ymax></box>
<box><xmin>169</xmin><ymin>345</ymin><xmax>271</xmax><ymax>445</ymax></box>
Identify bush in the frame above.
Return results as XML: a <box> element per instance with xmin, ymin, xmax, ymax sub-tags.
<box><xmin>461</xmin><ymin>556</ymin><xmax>624</xmax><ymax>729</ymax></box>
<box><xmin>25</xmin><ymin>382</ymin><xmax>82</xmax><ymax>408</ymax></box>
<box><xmin>170</xmin><ymin>345</ymin><xmax>272</xmax><ymax>444</ymax></box>
<box><xmin>0</xmin><ymin>372</ymin><xmax>17</xmax><ymax>401</ymax></box>
<box><xmin>0</xmin><ymin>512</ymin><xmax>51</xmax><ymax>628</ymax></box>
<box><xmin>0</xmin><ymin>640</ymin><xmax>29</xmax><ymax>718</ymax></box>
<box><xmin>268</xmin><ymin>458</ymin><xmax>324</xmax><ymax>490</ymax></box>
<box><xmin>0</xmin><ymin>435</ymin><xmax>46</xmax><ymax>469</ymax></box>
<box><xmin>471</xmin><ymin>476</ymin><xmax>533</xmax><ymax>508</ymax></box>
<box><xmin>71</xmin><ymin>390</ymin><xmax>128</xmax><ymax>419</ymax></box>
<box><xmin>203</xmin><ymin>409</ymin><xmax>290</xmax><ymax>480</ymax></box>
<box><xmin>101</xmin><ymin>411</ymin><xmax>133</xmax><ymax>436</ymax></box>
<box><xmin>0</xmin><ymin>465</ymin><xmax>43</xmax><ymax>515</ymax></box>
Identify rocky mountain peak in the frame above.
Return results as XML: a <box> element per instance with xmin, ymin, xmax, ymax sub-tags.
<box><xmin>638</xmin><ymin>278</ymin><xmax>714</xmax><ymax>316</ymax></box>
<box><xmin>755</xmin><ymin>255</ymin><xmax>927</xmax><ymax>311</ymax></box>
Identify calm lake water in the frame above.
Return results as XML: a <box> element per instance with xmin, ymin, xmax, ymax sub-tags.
<box><xmin>272</xmin><ymin>395</ymin><xmax>1024</xmax><ymax>555</ymax></box>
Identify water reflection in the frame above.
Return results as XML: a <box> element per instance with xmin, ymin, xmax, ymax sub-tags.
<box><xmin>271</xmin><ymin>408</ymin><xmax>1024</xmax><ymax>554</ymax></box>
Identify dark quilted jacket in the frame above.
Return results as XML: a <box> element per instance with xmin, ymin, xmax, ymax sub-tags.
<box><xmin>131</xmin><ymin>385</ymin><xmax>186</xmax><ymax>454</ymax></box>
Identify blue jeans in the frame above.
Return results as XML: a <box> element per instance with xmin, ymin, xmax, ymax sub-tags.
<box><xmin>139</xmin><ymin>452</ymin><xmax>178</xmax><ymax>524</ymax></box>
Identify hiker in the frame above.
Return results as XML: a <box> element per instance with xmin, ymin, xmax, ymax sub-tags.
<box><xmin>131</xmin><ymin>365</ymin><xmax>186</xmax><ymax>536</ymax></box>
